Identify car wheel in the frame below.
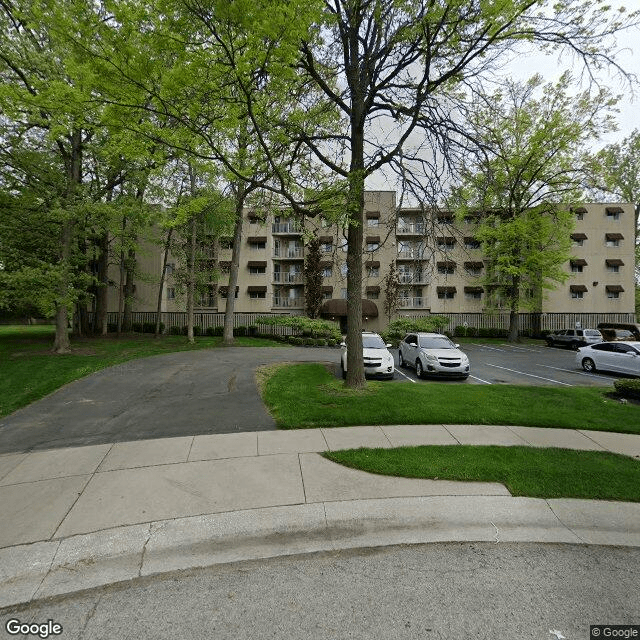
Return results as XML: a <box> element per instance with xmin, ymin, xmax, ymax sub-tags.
<box><xmin>415</xmin><ymin>359</ymin><xmax>424</xmax><ymax>379</ymax></box>
<box><xmin>340</xmin><ymin>362</ymin><xmax>346</xmax><ymax>379</ymax></box>
<box><xmin>546</xmin><ymin>339</ymin><xmax>554</xmax><ymax>347</ymax></box>
<box><xmin>582</xmin><ymin>357</ymin><xmax>596</xmax><ymax>373</ymax></box>
<box><xmin>398</xmin><ymin>350</ymin><xmax>405</xmax><ymax>367</ymax></box>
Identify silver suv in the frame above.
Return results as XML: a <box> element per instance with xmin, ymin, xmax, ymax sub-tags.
<box><xmin>545</xmin><ymin>328</ymin><xmax>602</xmax><ymax>350</ymax></box>
<box><xmin>340</xmin><ymin>332</ymin><xmax>395</xmax><ymax>380</ymax></box>
<box><xmin>398</xmin><ymin>332</ymin><xmax>470</xmax><ymax>379</ymax></box>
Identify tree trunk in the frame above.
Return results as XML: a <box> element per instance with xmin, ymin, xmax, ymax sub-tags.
<box><xmin>155</xmin><ymin>227</ymin><xmax>173</xmax><ymax>337</ymax></box>
<box><xmin>222</xmin><ymin>186</ymin><xmax>245</xmax><ymax>346</ymax></box>
<box><xmin>94</xmin><ymin>232</ymin><xmax>109</xmax><ymax>336</ymax></box>
<box><xmin>507</xmin><ymin>275</ymin><xmax>521</xmax><ymax>342</ymax></box>
<box><xmin>122</xmin><ymin>247</ymin><xmax>135</xmax><ymax>332</ymax></box>
<box><xmin>187</xmin><ymin>215</ymin><xmax>197</xmax><ymax>344</ymax></box>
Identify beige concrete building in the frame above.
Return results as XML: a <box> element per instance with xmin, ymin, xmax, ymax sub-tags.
<box><xmin>107</xmin><ymin>192</ymin><xmax>636</xmax><ymax>333</ymax></box>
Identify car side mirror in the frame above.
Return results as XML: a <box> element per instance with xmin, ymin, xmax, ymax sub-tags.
<box><xmin>454</xmin><ymin>344</ymin><xmax>460</xmax><ymax>348</ymax></box>
<box><xmin>409</xmin><ymin>342</ymin><xmax>417</xmax><ymax>347</ymax></box>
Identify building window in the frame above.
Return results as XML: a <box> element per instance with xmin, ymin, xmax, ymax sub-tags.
<box><xmin>437</xmin><ymin>238</ymin><xmax>455</xmax><ymax>251</ymax></box>
<box><xmin>167</xmin><ymin>287</ymin><xmax>176</xmax><ymax>300</ymax></box>
<box><xmin>605</xmin><ymin>234</ymin><xmax>623</xmax><ymax>247</ymax></box>
<box><xmin>367</xmin><ymin>266</ymin><xmax>379</xmax><ymax>277</ymax></box>
<box><xmin>321</xmin><ymin>242</ymin><xmax>333</xmax><ymax>253</ymax></box>
<box><xmin>573</xmin><ymin>238</ymin><xmax>584</xmax><ymax>246</ymax></box>
<box><xmin>220</xmin><ymin>238</ymin><xmax>233</xmax><ymax>249</ymax></box>
<box><xmin>571</xmin><ymin>291</ymin><xmax>584</xmax><ymax>299</ymax></box>
<box><xmin>367</xmin><ymin>218</ymin><xmax>379</xmax><ymax>227</ymax></box>
<box><xmin>571</xmin><ymin>264</ymin><xmax>583</xmax><ymax>273</ymax></box>
<box><xmin>366</xmin><ymin>242</ymin><xmax>379</xmax><ymax>251</ymax></box>
<box><xmin>340</xmin><ymin>263</ymin><xmax>348</xmax><ymax>277</ymax></box>
<box><xmin>249</xmin><ymin>266</ymin><xmax>266</xmax><ymax>274</ymax></box>
<box><xmin>322</xmin><ymin>266</ymin><xmax>332</xmax><ymax>277</ymax></box>
<box><xmin>339</xmin><ymin>238</ymin><xmax>348</xmax><ymax>252</ymax></box>
<box><xmin>464</xmin><ymin>238</ymin><xmax>481</xmax><ymax>250</ymax></box>
<box><xmin>437</xmin><ymin>265</ymin><xmax>455</xmax><ymax>275</ymax></box>
<box><xmin>607</xmin><ymin>264</ymin><xmax>620</xmax><ymax>273</ymax></box>
<box><xmin>165</xmin><ymin>263</ymin><xmax>175</xmax><ymax>275</ymax></box>
<box><xmin>465</xmin><ymin>291</ymin><xmax>482</xmax><ymax>300</ymax></box>
<box><xmin>366</xmin><ymin>290</ymin><xmax>379</xmax><ymax>299</ymax></box>
<box><xmin>437</xmin><ymin>290</ymin><xmax>455</xmax><ymax>299</ymax></box>
<box><xmin>606</xmin><ymin>238</ymin><xmax>620</xmax><ymax>247</ymax></box>
<box><xmin>606</xmin><ymin>210</ymin><xmax>620</xmax><ymax>221</ymax></box>
<box><xmin>250</xmin><ymin>241</ymin><xmax>266</xmax><ymax>250</ymax></box>
<box><xmin>340</xmin><ymin>288</ymin><xmax>347</xmax><ymax>299</ymax></box>
<box><xmin>607</xmin><ymin>290</ymin><xmax>620</xmax><ymax>299</ymax></box>
<box><xmin>249</xmin><ymin>291</ymin><xmax>266</xmax><ymax>299</ymax></box>
<box><xmin>575</xmin><ymin>211</ymin><xmax>584</xmax><ymax>220</ymax></box>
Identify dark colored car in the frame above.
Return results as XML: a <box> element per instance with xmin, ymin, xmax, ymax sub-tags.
<box><xmin>545</xmin><ymin>328</ymin><xmax>603</xmax><ymax>350</ymax></box>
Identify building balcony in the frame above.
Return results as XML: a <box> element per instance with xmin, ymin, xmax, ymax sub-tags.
<box><xmin>273</xmin><ymin>272</ymin><xmax>304</xmax><ymax>284</ymax></box>
<box><xmin>397</xmin><ymin>250</ymin><xmax>427</xmax><ymax>260</ymax></box>
<box><xmin>273</xmin><ymin>247</ymin><xmax>304</xmax><ymax>259</ymax></box>
<box><xmin>398</xmin><ymin>273</ymin><xmax>430</xmax><ymax>284</ymax></box>
<box><xmin>397</xmin><ymin>223</ymin><xmax>425</xmax><ymax>235</ymax></box>
<box><xmin>272</xmin><ymin>223</ymin><xmax>303</xmax><ymax>234</ymax></box>
<box><xmin>398</xmin><ymin>297</ymin><xmax>426</xmax><ymax>308</ymax></box>
<box><xmin>273</xmin><ymin>297</ymin><xmax>305</xmax><ymax>308</ymax></box>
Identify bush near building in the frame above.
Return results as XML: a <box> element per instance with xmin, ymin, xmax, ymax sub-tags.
<box><xmin>613</xmin><ymin>379</ymin><xmax>640</xmax><ymax>401</ymax></box>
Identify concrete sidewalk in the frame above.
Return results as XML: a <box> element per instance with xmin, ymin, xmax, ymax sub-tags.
<box><xmin>1</xmin><ymin>424</ymin><xmax>640</xmax><ymax>609</ymax></box>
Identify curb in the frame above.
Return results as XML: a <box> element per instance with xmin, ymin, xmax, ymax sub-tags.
<box><xmin>2</xmin><ymin>496</ymin><xmax>640</xmax><ymax>610</ymax></box>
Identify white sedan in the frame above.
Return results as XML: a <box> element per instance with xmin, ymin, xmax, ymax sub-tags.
<box><xmin>576</xmin><ymin>341</ymin><xmax>640</xmax><ymax>376</ymax></box>
<box><xmin>340</xmin><ymin>332</ymin><xmax>395</xmax><ymax>380</ymax></box>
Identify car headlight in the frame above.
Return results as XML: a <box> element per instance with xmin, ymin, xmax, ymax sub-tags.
<box><xmin>423</xmin><ymin>352</ymin><xmax>438</xmax><ymax>363</ymax></box>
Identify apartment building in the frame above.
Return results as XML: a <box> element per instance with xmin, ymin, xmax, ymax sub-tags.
<box><xmin>109</xmin><ymin>192</ymin><xmax>636</xmax><ymax>332</ymax></box>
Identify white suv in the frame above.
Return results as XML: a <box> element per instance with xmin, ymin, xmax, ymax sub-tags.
<box><xmin>340</xmin><ymin>332</ymin><xmax>395</xmax><ymax>380</ymax></box>
<box><xmin>398</xmin><ymin>332</ymin><xmax>470</xmax><ymax>379</ymax></box>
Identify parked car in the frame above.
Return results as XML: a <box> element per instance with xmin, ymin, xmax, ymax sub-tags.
<box><xmin>576</xmin><ymin>341</ymin><xmax>640</xmax><ymax>377</ymax></box>
<box><xmin>398</xmin><ymin>332</ymin><xmax>470</xmax><ymax>379</ymax></box>
<box><xmin>340</xmin><ymin>332</ymin><xmax>395</xmax><ymax>380</ymax></box>
<box><xmin>545</xmin><ymin>328</ymin><xmax>602</xmax><ymax>350</ymax></box>
<box><xmin>599</xmin><ymin>328</ymin><xmax>637</xmax><ymax>342</ymax></box>
<box><xmin>597</xmin><ymin>322</ymin><xmax>640</xmax><ymax>342</ymax></box>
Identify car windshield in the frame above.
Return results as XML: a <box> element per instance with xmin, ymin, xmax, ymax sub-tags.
<box><xmin>419</xmin><ymin>337</ymin><xmax>455</xmax><ymax>349</ymax></box>
<box><xmin>362</xmin><ymin>334</ymin><xmax>387</xmax><ymax>349</ymax></box>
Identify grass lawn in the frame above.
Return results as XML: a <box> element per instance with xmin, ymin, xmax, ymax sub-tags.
<box><xmin>0</xmin><ymin>325</ymin><xmax>283</xmax><ymax>418</ymax></box>
<box><xmin>324</xmin><ymin>445</ymin><xmax>640</xmax><ymax>502</ymax></box>
<box><xmin>261</xmin><ymin>363</ymin><xmax>640</xmax><ymax>434</ymax></box>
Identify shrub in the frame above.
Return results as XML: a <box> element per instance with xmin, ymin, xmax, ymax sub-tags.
<box><xmin>107</xmin><ymin>323</ymin><xmax>118</xmax><ymax>333</ymax></box>
<box><xmin>132</xmin><ymin>322</ymin><xmax>143</xmax><ymax>333</ymax></box>
<box><xmin>255</xmin><ymin>316</ymin><xmax>341</xmax><ymax>342</ymax></box>
<box><xmin>381</xmin><ymin>316</ymin><xmax>450</xmax><ymax>346</ymax></box>
<box><xmin>453</xmin><ymin>325</ymin><xmax>478</xmax><ymax>338</ymax></box>
<box><xmin>327</xmin><ymin>339</ymin><xmax>337</xmax><ymax>347</ymax></box>
<box><xmin>289</xmin><ymin>336</ymin><xmax>303</xmax><ymax>345</ymax></box>
<box><xmin>142</xmin><ymin>322</ymin><xmax>163</xmax><ymax>334</ymax></box>
<box><xmin>169</xmin><ymin>326</ymin><xmax>182</xmax><ymax>335</ymax></box>
<box><xmin>315</xmin><ymin>338</ymin><xmax>327</xmax><ymax>347</ymax></box>
<box><xmin>235</xmin><ymin>325</ymin><xmax>247</xmax><ymax>337</ymax></box>
<box><xmin>613</xmin><ymin>379</ymin><xmax>640</xmax><ymax>401</ymax></box>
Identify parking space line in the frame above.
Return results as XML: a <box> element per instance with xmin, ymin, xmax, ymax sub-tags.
<box><xmin>394</xmin><ymin>369</ymin><xmax>416</xmax><ymax>383</ymax></box>
<box><xmin>499</xmin><ymin>344</ymin><xmax>546</xmax><ymax>353</ymax></box>
<box><xmin>485</xmin><ymin>363</ymin><xmax>573</xmax><ymax>386</ymax></box>
<box><xmin>469</xmin><ymin>375</ymin><xmax>492</xmax><ymax>385</ymax></box>
<box><xmin>472</xmin><ymin>344</ymin><xmax>506</xmax><ymax>352</ymax></box>
<box><xmin>539</xmin><ymin>364</ymin><xmax>613</xmax><ymax>381</ymax></box>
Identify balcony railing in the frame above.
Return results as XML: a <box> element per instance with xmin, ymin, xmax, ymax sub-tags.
<box><xmin>398</xmin><ymin>273</ymin><xmax>430</xmax><ymax>284</ymax></box>
<box><xmin>274</xmin><ymin>247</ymin><xmax>304</xmax><ymax>258</ymax></box>
<box><xmin>273</xmin><ymin>272</ymin><xmax>304</xmax><ymax>283</ymax></box>
<box><xmin>397</xmin><ymin>223</ymin><xmax>425</xmax><ymax>234</ymax></box>
<box><xmin>397</xmin><ymin>250</ymin><xmax>427</xmax><ymax>260</ymax></box>
<box><xmin>272</xmin><ymin>223</ymin><xmax>303</xmax><ymax>234</ymax></box>
<box><xmin>273</xmin><ymin>297</ymin><xmax>305</xmax><ymax>308</ymax></box>
<box><xmin>398</xmin><ymin>297</ymin><xmax>426</xmax><ymax>308</ymax></box>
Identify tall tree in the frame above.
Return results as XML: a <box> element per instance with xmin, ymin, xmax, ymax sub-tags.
<box><xmin>452</xmin><ymin>74</ymin><xmax>617</xmax><ymax>341</ymax></box>
<box><xmin>304</xmin><ymin>237</ymin><xmax>324</xmax><ymax>318</ymax></box>
<box><xmin>270</xmin><ymin>0</ymin><xmax>637</xmax><ymax>387</ymax></box>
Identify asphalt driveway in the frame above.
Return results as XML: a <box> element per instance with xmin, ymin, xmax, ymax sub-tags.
<box><xmin>0</xmin><ymin>347</ymin><xmax>339</xmax><ymax>454</ymax></box>
<box><xmin>0</xmin><ymin>341</ymin><xmax>623</xmax><ymax>455</ymax></box>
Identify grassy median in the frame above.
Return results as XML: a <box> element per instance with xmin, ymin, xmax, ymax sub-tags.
<box><xmin>0</xmin><ymin>325</ymin><xmax>283</xmax><ymax>418</ymax></box>
<box><xmin>261</xmin><ymin>362</ymin><xmax>640</xmax><ymax>434</ymax></box>
<box><xmin>324</xmin><ymin>445</ymin><xmax>640</xmax><ymax>502</ymax></box>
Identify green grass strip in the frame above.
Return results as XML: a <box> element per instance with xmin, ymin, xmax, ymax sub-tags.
<box><xmin>262</xmin><ymin>363</ymin><xmax>640</xmax><ymax>434</ymax></box>
<box><xmin>0</xmin><ymin>326</ymin><xmax>283</xmax><ymax>418</ymax></box>
<box><xmin>324</xmin><ymin>445</ymin><xmax>640</xmax><ymax>502</ymax></box>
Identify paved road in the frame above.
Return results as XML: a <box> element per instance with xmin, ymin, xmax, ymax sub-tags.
<box><xmin>394</xmin><ymin>342</ymin><xmax>622</xmax><ymax>388</ymax></box>
<box><xmin>0</xmin><ymin>342</ymin><xmax>624</xmax><ymax>454</ymax></box>
<box><xmin>2</xmin><ymin>543</ymin><xmax>638</xmax><ymax>639</ymax></box>
<box><xmin>0</xmin><ymin>347</ymin><xmax>339</xmax><ymax>454</ymax></box>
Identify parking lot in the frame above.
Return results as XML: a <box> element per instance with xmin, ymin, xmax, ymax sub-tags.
<box><xmin>391</xmin><ymin>341</ymin><xmax>624</xmax><ymax>387</ymax></box>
